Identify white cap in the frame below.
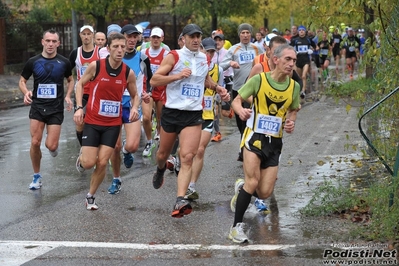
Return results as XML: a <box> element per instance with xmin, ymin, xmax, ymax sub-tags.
<box><xmin>151</xmin><ymin>27</ymin><xmax>164</xmax><ymax>37</ymax></box>
<box><xmin>264</xmin><ymin>33</ymin><xmax>277</xmax><ymax>46</ymax></box>
<box><xmin>135</xmin><ymin>24</ymin><xmax>144</xmax><ymax>34</ymax></box>
<box><xmin>80</xmin><ymin>25</ymin><xmax>94</xmax><ymax>33</ymax></box>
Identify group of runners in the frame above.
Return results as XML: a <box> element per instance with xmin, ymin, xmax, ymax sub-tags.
<box><xmin>20</xmin><ymin>21</ymin><xmax>306</xmax><ymax>244</ymax></box>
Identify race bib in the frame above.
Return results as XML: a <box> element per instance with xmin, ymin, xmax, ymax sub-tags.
<box><xmin>98</xmin><ymin>99</ymin><xmax>120</xmax><ymax>117</ymax></box>
<box><xmin>320</xmin><ymin>49</ymin><xmax>329</xmax><ymax>55</ymax></box>
<box><xmin>349</xmin><ymin>46</ymin><xmax>355</xmax><ymax>52</ymax></box>
<box><xmin>334</xmin><ymin>38</ymin><xmax>340</xmax><ymax>43</ymax></box>
<box><xmin>79</xmin><ymin>65</ymin><xmax>88</xmax><ymax>77</ymax></box>
<box><xmin>203</xmin><ymin>96</ymin><xmax>213</xmax><ymax>111</ymax></box>
<box><xmin>180</xmin><ymin>82</ymin><xmax>201</xmax><ymax>99</ymax></box>
<box><xmin>37</xmin><ymin>84</ymin><xmax>57</xmax><ymax>99</ymax></box>
<box><xmin>238</xmin><ymin>51</ymin><xmax>255</xmax><ymax>64</ymax></box>
<box><xmin>150</xmin><ymin>64</ymin><xmax>159</xmax><ymax>74</ymax></box>
<box><xmin>297</xmin><ymin>45</ymin><xmax>308</xmax><ymax>53</ymax></box>
<box><xmin>254</xmin><ymin>114</ymin><xmax>282</xmax><ymax>135</ymax></box>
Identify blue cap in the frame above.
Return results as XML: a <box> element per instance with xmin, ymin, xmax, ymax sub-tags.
<box><xmin>298</xmin><ymin>25</ymin><xmax>306</xmax><ymax>31</ymax></box>
<box><xmin>107</xmin><ymin>24</ymin><xmax>121</xmax><ymax>37</ymax></box>
<box><xmin>143</xmin><ymin>29</ymin><xmax>151</xmax><ymax>38</ymax></box>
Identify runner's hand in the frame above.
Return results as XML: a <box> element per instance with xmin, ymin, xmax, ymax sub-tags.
<box><xmin>24</xmin><ymin>91</ymin><xmax>32</xmax><ymax>105</ymax></box>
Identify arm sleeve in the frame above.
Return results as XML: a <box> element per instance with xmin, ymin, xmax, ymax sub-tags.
<box><xmin>219</xmin><ymin>47</ymin><xmax>233</xmax><ymax>70</ymax></box>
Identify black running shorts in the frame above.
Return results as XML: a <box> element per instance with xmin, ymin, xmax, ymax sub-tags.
<box><xmin>243</xmin><ymin>132</ymin><xmax>282</xmax><ymax>169</ymax></box>
<box><xmin>29</xmin><ymin>107</ymin><xmax>64</xmax><ymax>125</ymax></box>
<box><xmin>161</xmin><ymin>107</ymin><xmax>203</xmax><ymax>134</ymax></box>
<box><xmin>82</xmin><ymin>123</ymin><xmax>121</xmax><ymax>148</ymax></box>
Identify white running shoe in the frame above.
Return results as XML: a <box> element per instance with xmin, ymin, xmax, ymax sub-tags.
<box><xmin>86</xmin><ymin>196</ymin><xmax>98</xmax><ymax>210</ymax></box>
<box><xmin>142</xmin><ymin>142</ymin><xmax>155</xmax><ymax>157</ymax></box>
<box><xmin>230</xmin><ymin>178</ymin><xmax>244</xmax><ymax>212</ymax></box>
<box><xmin>228</xmin><ymin>223</ymin><xmax>249</xmax><ymax>243</ymax></box>
<box><xmin>29</xmin><ymin>174</ymin><xmax>42</xmax><ymax>190</ymax></box>
<box><xmin>76</xmin><ymin>149</ymin><xmax>85</xmax><ymax>173</ymax></box>
<box><xmin>154</xmin><ymin>129</ymin><xmax>160</xmax><ymax>141</ymax></box>
<box><xmin>49</xmin><ymin>148</ymin><xmax>58</xmax><ymax>157</ymax></box>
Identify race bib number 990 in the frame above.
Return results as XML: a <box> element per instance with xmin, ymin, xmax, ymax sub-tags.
<box><xmin>37</xmin><ymin>83</ymin><xmax>57</xmax><ymax>99</ymax></box>
<box><xmin>254</xmin><ymin>114</ymin><xmax>282</xmax><ymax>136</ymax></box>
<box><xmin>98</xmin><ymin>99</ymin><xmax>120</xmax><ymax>117</ymax></box>
<box><xmin>181</xmin><ymin>83</ymin><xmax>201</xmax><ymax>99</ymax></box>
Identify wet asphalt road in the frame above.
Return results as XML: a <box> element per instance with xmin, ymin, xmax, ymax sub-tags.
<box><xmin>0</xmin><ymin>98</ymin><xmax>389</xmax><ymax>266</ymax></box>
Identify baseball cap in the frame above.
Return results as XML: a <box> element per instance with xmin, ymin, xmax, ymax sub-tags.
<box><xmin>151</xmin><ymin>27</ymin><xmax>164</xmax><ymax>37</ymax></box>
<box><xmin>107</xmin><ymin>24</ymin><xmax>122</xmax><ymax>36</ymax></box>
<box><xmin>348</xmin><ymin>27</ymin><xmax>353</xmax><ymax>31</ymax></box>
<box><xmin>272</xmin><ymin>28</ymin><xmax>278</xmax><ymax>33</ymax></box>
<box><xmin>202</xmin><ymin>37</ymin><xmax>216</xmax><ymax>50</ymax></box>
<box><xmin>143</xmin><ymin>29</ymin><xmax>151</xmax><ymax>38</ymax></box>
<box><xmin>80</xmin><ymin>25</ymin><xmax>94</xmax><ymax>33</ymax></box>
<box><xmin>121</xmin><ymin>24</ymin><xmax>140</xmax><ymax>35</ymax></box>
<box><xmin>182</xmin><ymin>24</ymin><xmax>203</xmax><ymax>36</ymax></box>
<box><xmin>264</xmin><ymin>33</ymin><xmax>277</xmax><ymax>46</ymax></box>
<box><xmin>213</xmin><ymin>33</ymin><xmax>225</xmax><ymax>40</ymax></box>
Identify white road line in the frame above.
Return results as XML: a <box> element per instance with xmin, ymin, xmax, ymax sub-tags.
<box><xmin>0</xmin><ymin>240</ymin><xmax>296</xmax><ymax>265</ymax></box>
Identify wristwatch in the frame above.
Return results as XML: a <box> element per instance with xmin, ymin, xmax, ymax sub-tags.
<box><xmin>75</xmin><ymin>105</ymin><xmax>83</xmax><ymax>111</ymax></box>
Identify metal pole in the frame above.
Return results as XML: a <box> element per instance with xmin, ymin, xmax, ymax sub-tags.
<box><xmin>71</xmin><ymin>8</ymin><xmax>78</xmax><ymax>49</ymax></box>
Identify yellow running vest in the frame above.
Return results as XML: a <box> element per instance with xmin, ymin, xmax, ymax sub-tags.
<box><xmin>202</xmin><ymin>64</ymin><xmax>219</xmax><ymax>120</ymax></box>
<box><xmin>244</xmin><ymin>72</ymin><xmax>295</xmax><ymax>139</ymax></box>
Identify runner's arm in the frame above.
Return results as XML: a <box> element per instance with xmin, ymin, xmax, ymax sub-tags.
<box><xmin>150</xmin><ymin>53</ymin><xmax>189</xmax><ymax>87</ymax></box>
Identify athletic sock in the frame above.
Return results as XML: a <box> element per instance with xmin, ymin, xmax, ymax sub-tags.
<box><xmin>233</xmin><ymin>188</ymin><xmax>252</xmax><ymax>227</ymax></box>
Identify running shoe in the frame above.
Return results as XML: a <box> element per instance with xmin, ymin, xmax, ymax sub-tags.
<box><xmin>228</xmin><ymin>108</ymin><xmax>234</xmax><ymax>118</ymax></box>
<box><xmin>211</xmin><ymin>132</ymin><xmax>222</xmax><ymax>142</ymax></box>
<box><xmin>174</xmin><ymin>156</ymin><xmax>181</xmax><ymax>176</ymax></box>
<box><xmin>230</xmin><ymin>178</ymin><xmax>244</xmax><ymax>212</ymax></box>
<box><xmin>166</xmin><ymin>155</ymin><xmax>176</xmax><ymax>171</ymax></box>
<box><xmin>108</xmin><ymin>179</ymin><xmax>121</xmax><ymax>194</ymax></box>
<box><xmin>142</xmin><ymin>142</ymin><xmax>155</xmax><ymax>157</ymax></box>
<box><xmin>76</xmin><ymin>155</ymin><xmax>85</xmax><ymax>173</ymax></box>
<box><xmin>254</xmin><ymin>198</ymin><xmax>270</xmax><ymax>214</ymax></box>
<box><xmin>184</xmin><ymin>188</ymin><xmax>199</xmax><ymax>200</ymax></box>
<box><xmin>152</xmin><ymin>165</ymin><xmax>166</xmax><ymax>189</ymax></box>
<box><xmin>228</xmin><ymin>222</ymin><xmax>249</xmax><ymax>243</ymax></box>
<box><xmin>29</xmin><ymin>174</ymin><xmax>42</xmax><ymax>190</ymax></box>
<box><xmin>122</xmin><ymin>140</ymin><xmax>134</xmax><ymax>168</ymax></box>
<box><xmin>49</xmin><ymin>148</ymin><xmax>58</xmax><ymax>157</ymax></box>
<box><xmin>154</xmin><ymin>129</ymin><xmax>160</xmax><ymax>141</ymax></box>
<box><xmin>85</xmin><ymin>196</ymin><xmax>98</xmax><ymax>210</ymax></box>
<box><xmin>171</xmin><ymin>199</ymin><xmax>192</xmax><ymax>218</ymax></box>
<box><xmin>300</xmin><ymin>91</ymin><xmax>306</xmax><ymax>99</ymax></box>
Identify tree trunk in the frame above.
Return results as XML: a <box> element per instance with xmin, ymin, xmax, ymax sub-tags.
<box><xmin>211</xmin><ymin>14</ymin><xmax>217</xmax><ymax>32</ymax></box>
<box><xmin>96</xmin><ymin>16</ymin><xmax>106</xmax><ymax>33</ymax></box>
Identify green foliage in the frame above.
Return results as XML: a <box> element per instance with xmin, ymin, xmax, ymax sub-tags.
<box><xmin>26</xmin><ymin>7</ymin><xmax>54</xmax><ymax>23</ymax></box>
<box><xmin>301</xmin><ymin>178</ymin><xmax>362</xmax><ymax>216</ymax></box>
<box><xmin>0</xmin><ymin>1</ymin><xmax>11</xmax><ymax>18</ymax></box>
<box><xmin>302</xmin><ymin>173</ymin><xmax>399</xmax><ymax>242</ymax></box>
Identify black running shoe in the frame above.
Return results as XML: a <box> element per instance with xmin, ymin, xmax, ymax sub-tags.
<box><xmin>152</xmin><ymin>165</ymin><xmax>166</xmax><ymax>189</ymax></box>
